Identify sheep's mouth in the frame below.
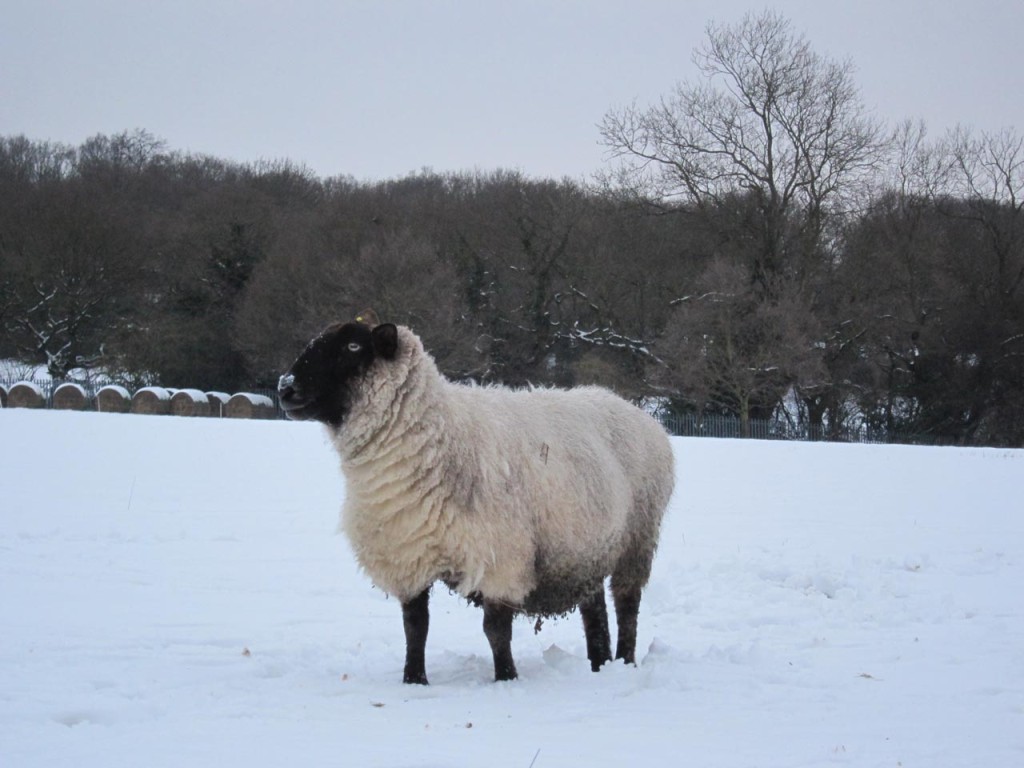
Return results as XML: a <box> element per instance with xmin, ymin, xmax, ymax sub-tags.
<box><xmin>277</xmin><ymin>375</ymin><xmax>317</xmax><ymax>421</ymax></box>
<box><xmin>280</xmin><ymin>400</ymin><xmax>316</xmax><ymax>421</ymax></box>
<box><xmin>279</xmin><ymin>391</ymin><xmax>323</xmax><ymax>422</ymax></box>
<box><xmin>277</xmin><ymin>374</ymin><xmax>347</xmax><ymax>427</ymax></box>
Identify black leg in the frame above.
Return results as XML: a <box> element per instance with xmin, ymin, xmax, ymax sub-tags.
<box><xmin>482</xmin><ymin>600</ymin><xmax>518</xmax><ymax>681</ymax></box>
<box><xmin>612</xmin><ymin>586</ymin><xmax>642</xmax><ymax>665</ymax></box>
<box><xmin>579</xmin><ymin>585</ymin><xmax>612</xmax><ymax>672</ymax></box>
<box><xmin>401</xmin><ymin>588</ymin><xmax>430</xmax><ymax>684</ymax></box>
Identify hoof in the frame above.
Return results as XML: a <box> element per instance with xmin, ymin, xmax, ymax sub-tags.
<box><xmin>494</xmin><ymin>665</ymin><xmax>518</xmax><ymax>682</ymax></box>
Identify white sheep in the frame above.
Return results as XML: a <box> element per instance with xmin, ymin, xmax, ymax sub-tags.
<box><xmin>278</xmin><ymin>320</ymin><xmax>675</xmax><ymax>683</ymax></box>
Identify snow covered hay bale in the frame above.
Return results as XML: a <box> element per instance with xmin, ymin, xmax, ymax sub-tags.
<box><xmin>130</xmin><ymin>386</ymin><xmax>172</xmax><ymax>415</ymax></box>
<box><xmin>52</xmin><ymin>382</ymin><xmax>88</xmax><ymax>411</ymax></box>
<box><xmin>8</xmin><ymin>381</ymin><xmax>45</xmax><ymax>409</ymax></box>
<box><xmin>225</xmin><ymin>392</ymin><xmax>276</xmax><ymax>420</ymax></box>
<box><xmin>170</xmin><ymin>388</ymin><xmax>211</xmax><ymax>417</ymax></box>
<box><xmin>205</xmin><ymin>391</ymin><xmax>230</xmax><ymax>417</ymax></box>
<box><xmin>95</xmin><ymin>385</ymin><xmax>131</xmax><ymax>413</ymax></box>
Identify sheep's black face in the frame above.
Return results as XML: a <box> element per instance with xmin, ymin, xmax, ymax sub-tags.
<box><xmin>278</xmin><ymin>322</ymin><xmax>398</xmax><ymax>427</ymax></box>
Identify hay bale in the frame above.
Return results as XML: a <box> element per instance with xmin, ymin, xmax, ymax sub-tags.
<box><xmin>96</xmin><ymin>385</ymin><xmax>131</xmax><ymax>413</ymax></box>
<box><xmin>206</xmin><ymin>391</ymin><xmax>230</xmax><ymax>417</ymax></box>
<box><xmin>52</xmin><ymin>382</ymin><xmax>88</xmax><ymax>411</ymax></box>
<box><xmin>130</xmin><ymin>386</ymin><xmax>172</xmax><ymax>415</ymax></box>
<box><xmin>0</xmin><ymin>383</ymin><xmax>7</xmax><ymax>408</ymax></box>
<box><xmin>170</xmin><ymin>388</ymin><xmax>211</xmax><ymax>417</ymax></box>
<box><xmin>8</xmin><ymin>381</ymin><xmax>45</xmax><ymax>409</ymax></box>
<box><xmin>225</xmin><ymin>392</ymin><xmax>277</xmax><ymax>420</ymax></box>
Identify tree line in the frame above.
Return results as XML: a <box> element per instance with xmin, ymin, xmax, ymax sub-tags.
<box><xmin>2</xmin><ymin>11</ymin><xmax>1021</xmax><ymax>446</ymax></box>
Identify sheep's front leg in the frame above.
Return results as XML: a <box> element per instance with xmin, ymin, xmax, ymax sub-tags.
<box><xmin>579</xmin><ymin>585</ymin><xmax>612</xmax><ymax>672</ymax></box>
<box><xmin>482</xmin><ymin>600</ymin><xmax>518</xmax><ymax>681</ymax></box>
<box><xmin>401</xmin><ymin>588</ymin><xmax>430</xmax><ymax>684</ymax></box>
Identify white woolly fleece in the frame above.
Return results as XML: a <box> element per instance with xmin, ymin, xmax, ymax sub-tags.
<box><xmin>328</xmin><ymin>326</ymin><xmax>675</xmax><ymax>609</ymax></box>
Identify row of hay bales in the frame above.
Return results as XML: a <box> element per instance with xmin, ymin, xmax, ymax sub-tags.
<box><xmin>0</xmin><ymin>381</ymin><xmax>278</xmax><ymax>419</ymax></box>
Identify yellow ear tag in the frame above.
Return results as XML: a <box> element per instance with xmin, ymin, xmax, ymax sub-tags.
<box><xmin>355</xmin><ymin>308</ymin><xmax>380</xmax><ymax>327</ymax></box>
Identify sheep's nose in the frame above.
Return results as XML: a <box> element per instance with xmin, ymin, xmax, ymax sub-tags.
<box><xmin>277</xmin><ymin>373</ymin><xmax>297</xmax><ymax>401</ymax></box>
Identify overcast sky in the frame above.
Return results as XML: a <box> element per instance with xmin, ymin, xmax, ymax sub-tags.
<box><xmin>2</xmin><ymin>0</ymin><xmax>1021</xmax><ymax>181</ymax></box>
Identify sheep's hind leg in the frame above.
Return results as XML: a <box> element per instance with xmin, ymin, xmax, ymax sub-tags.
<box><xmin>579</xmin><ymin>584</ymin><xmax>612</xmax><ymax>672</ymax></box>
<box><xmin>401</xmin><ymin>588</ymin><xmax>430</xmax><ymax>684</ymax></box>
<box><xmin>611</xmin><ymin>583</ymin><xmax>642</xmax><ymax>665</ymax></box>
<box><xmin>482</xmin><ymin>600</ymin><xmax>518</xmax><ymax>681</ymax></box>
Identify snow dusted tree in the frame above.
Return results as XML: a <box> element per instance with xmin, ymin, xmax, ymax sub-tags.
<box><xmin>2</xmin><ymin>185</ymin><xmax>141</xmax><ymax>378</ymax></box>
<box><xmin>0</xmin><ymin>133</ymin><xmax>155</xmax><ymax>379</ymax></box>
<box><xmin>600</xmin><ymin>9</ymin><xmax>883</xmax><ymax>291</ymax></box>
<box><xmin>601</xmin><ymin>9</ymin><xmax>882</xmax><ymax>422</ymax></box>
<box><xmin>928</xmin><ymin>126</ymin><xmax>1024</xmax><ymax>443</ymax></box>
<box><xmin>836</xmin><ymin>123</ymin><xmax>1024</xmax><ymax>445</ymax></box>
<box><xmin>659</xmin><ymin>255</ymin><xmax>824</xmax><ymax>436</ymax></box>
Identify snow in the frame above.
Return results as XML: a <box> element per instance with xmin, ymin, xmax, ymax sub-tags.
<box><xmin>230</xmin><ymin>392</ymin><xmax>275</xmax><ymax>407</ymax></box>
<box><xmin>1</xmin><ymin>409</ymin><xmax>1022</xmax><ymax>767</ymax></box>
<box><xmin>0</xmin><ymin>359</ymin><xmax>48</xmax><ymax>380</ymax></box>
<box><xmin>96</xmin><ymin>384</ymin><xmax>130</xmax><ymax>399</ymax></box>
<box><xmin>0</xmin><ymin>359</ymin><xmax>116</xmax><ymax>385</ymax></box>
<box><xmin>54</xmin><ymin>382</ymin><xmax>87</xmax><ymax>397</ymax></box>
<box><xmin>9</xmin><ymin>380</ymin><xmax>44</xmax><ymax>397</ymax></box>
<box><xmin>172</xmin><ymin>388</ymin><xmax>209</xmax><ymax>404</ymax></box>
<box><xmin>134</xmin><ymin>386</ymin><xmax>171</xmax><ymax>401</ymax></box>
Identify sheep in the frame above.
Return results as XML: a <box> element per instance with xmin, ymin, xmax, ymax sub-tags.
<box><xmin>278</xmin><ymin>319</ymin><xmax>675</xmax><ymax>684</ymax></box>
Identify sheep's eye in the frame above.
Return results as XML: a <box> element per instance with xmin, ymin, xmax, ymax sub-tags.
<box><xmin>347</xmin><ymin>342</ymin><xmax>362</xmax><ymax>353</ymax></box>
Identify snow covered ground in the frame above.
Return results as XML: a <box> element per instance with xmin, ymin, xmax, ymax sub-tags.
<box><xmin>1</xmin><ymin>409</ymin><xmax>1021</xmax><ymax>767</ymax></box>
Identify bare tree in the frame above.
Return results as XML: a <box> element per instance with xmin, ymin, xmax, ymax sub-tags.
<box><xmin>941</xmin><ymin>127</ymin><xmax>1024</xmax><ymax>443</ymax></box>
<box><xmin>948</xmin><ymin>127</ymin><xmax>1023</xmax><ymax>207</ymax></box>
<box><xmin>839</xmin><ymin>124</ymin><xmax>1024</xmax><ymax>444</ymax></box>
<box><xmin>600</xmin><ymin>9</ymin><xmax>883</xmax><ymax>290</ymax></box>
<box><xmin>601</xmin><ymin>10</ymin><xmax>886</xmax><ymax>430</ymax></box>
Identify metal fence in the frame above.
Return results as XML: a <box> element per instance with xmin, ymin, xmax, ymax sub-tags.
<box><xmin>4</xmin><ymin>376</ymin><xmax>917</xmax><ymax>443</ymax></box>
<box><xmin>657</xmin><ymin>411</ymin><xmax>904</xmax><ymax>444</ymax></box>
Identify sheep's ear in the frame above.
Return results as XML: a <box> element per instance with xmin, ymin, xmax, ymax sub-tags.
<box><xmin>371</xmin><ymin>323</ymin><xmax>399</xmax><ymax>360</ymax></box>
